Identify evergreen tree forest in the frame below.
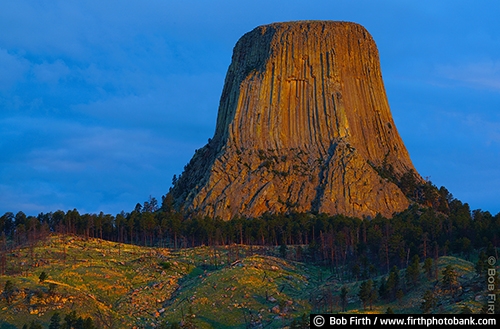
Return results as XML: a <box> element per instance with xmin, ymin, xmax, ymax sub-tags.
<box><xmin>1</xmin><ymin>181</ymin><xmax>499</xmax><ymax>279</ymax></box>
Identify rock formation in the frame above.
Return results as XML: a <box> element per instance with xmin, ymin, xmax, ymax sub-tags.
<box><xmin>170</xmin><ymin>21</ymin><xmax>422</xmax><ymax>219</ymax></box>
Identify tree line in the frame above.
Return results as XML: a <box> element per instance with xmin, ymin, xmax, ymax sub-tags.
<box><xmin>1</xmin><ymin>183</ymin><xmax>499</xmax><ymax>276</ymax></box>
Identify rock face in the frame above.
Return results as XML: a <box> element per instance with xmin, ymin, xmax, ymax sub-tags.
<box><xmin>170</xmin><ymin>21</ymin><xmax>421</xmax><ymax>219</ymax></box>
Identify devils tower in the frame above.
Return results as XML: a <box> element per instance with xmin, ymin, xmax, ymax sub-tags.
<box><xmin>170</xmin><ymin>21</ymin><xmax>422</xmax><ymax>219</ymax></box>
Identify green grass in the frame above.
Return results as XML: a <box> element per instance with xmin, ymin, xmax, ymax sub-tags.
<box><xmin>160</xmin><ymin>254</ymin><xmax>316</xmax><ymax>328</ymax></box>
<box><xmin>0</xmin><ymin>235</ymin><xmax>491</xmax><ymax>328</ymax></box>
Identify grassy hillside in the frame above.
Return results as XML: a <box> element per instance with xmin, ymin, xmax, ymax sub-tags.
<box><xmin>0</xmin><ymin>235</ymin><xmax>490</xmax><ymax>328</ymax></box>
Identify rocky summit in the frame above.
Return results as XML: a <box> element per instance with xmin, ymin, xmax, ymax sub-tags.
<box><xmin>170</xmin><ymin>21</ymin><xmax>422</xmax><ymax>219</ymax></box>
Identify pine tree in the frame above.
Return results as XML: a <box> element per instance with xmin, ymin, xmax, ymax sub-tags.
<box><xmin>423</xmin><ymin>258</ymin><xmax>434</xmax><ymax>280</ymax></box>
<box><xmin>290</xmin><ymin>314</ymin><xmax>308</xmax><ymax>329</ymax></box>
<box><xmin>39</xmin><ymin>271</ymin><xmax>48</xmax><ymax>283</ymax></box>
<box><xmin>421</xmin><ymin>290</ymin><xmax>437</xmax><ymax>313</ymax></box>
<box><xmin>64</xmin><ymin>311</ymin><xmax>78</xmax><ymax>328</ymax></box>
<box><xmin>279</xmin><ymin>243</ymin><xmax>288</xmax><ymax>259</ymax></box>
<box><xmin>406</xmin><ymin>255</ymin><xmax>420</xmax><ymax>287</ymax></box>
<box><xmin>378</xmin><ymin>277</ymin><xmax>389</xmax><ymax>300</ymax></box>
<box><xmin>358</xmin><ymin>280</ymin><xmax>377</xmax><ymax>310</ymax></box>
<box><xmin>396</xmin><ymin>289</ymin><xmax>404</xmax><ymax>303</ymax></box>
<box><xmin>25</xmin><ymin>321</ymin><xmax>42</xmax><ymax>329</ymax></box>
<box><xmin>476</xmin><ymin>251</ymin><xmax>488</xmax><ymax>276</ymax></box>
<box><xmin>340</xmin><ymin>285</ymin><xmax>348</xmax><ymax>312</ymax></box>
<box><xmin>3</xmin><ymin>280</ymin><xmax>14</xmax><ymax>304</ymax></box>
<box><xmin>49</xmin><ymin>312</ymin><xmax>61</xmax><ymax>329</ymax></box>
<box><xmin>441</xmin><ymin>265</ymin><xmax>459</xmax><ymax>296</ymax></box>
<box><xmin>368</xmin><ymin>280</ymin><xmax>378</xmax><ymax>310</ymax></box>
<box><xmin>386</xmin><ymin>266</ymin><xmax>400</xmax><ymax>300</ymax></box>
<box><xmin>358</xmin><ymin>280</ymin><xmax>371</xmax><ymax>310</ymax></box>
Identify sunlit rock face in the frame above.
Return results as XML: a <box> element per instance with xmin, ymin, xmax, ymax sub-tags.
<box><xmin>170</xmin><ymin>21</ymin><xmax>421</xmax><ymax>219</ymax></box>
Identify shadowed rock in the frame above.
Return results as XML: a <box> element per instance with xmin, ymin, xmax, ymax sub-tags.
<box><xmin>170</xmin><ymin>21</ymin><xmax>422</xmax><ymax>219</ymax></box>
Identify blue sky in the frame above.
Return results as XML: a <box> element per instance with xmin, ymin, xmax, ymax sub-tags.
<box><xmin>1</xmin><ymin>0</ymin><xmax>499</xmax><ymax>216</ymax></box>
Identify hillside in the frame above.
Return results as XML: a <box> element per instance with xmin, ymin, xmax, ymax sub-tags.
<box><xmin>0</xmin><ymin>235</ymin><xmax>490</xmax><ymax>328</ymax></box>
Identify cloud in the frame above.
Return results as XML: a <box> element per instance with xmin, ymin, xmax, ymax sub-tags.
<box><xmin>436</xmin><ymin>60</ymin><xmax>500</xmax><ymax>91</ymax></box>
<box><xmin>462</xmin><ymin>114</ymin><xmax>500</xmax><ymax>146</ymax></box>
<box><xmin>0</xmin><ymin>49</ymin><xmax>29</xmax><ymax>91</ymax></box>
<box><xmin>0</xmin><ymin>115</ymin><xmax>198</xmax><ymax>214</ymax></box>
<box><xmin>71</xmin><ymin>72</ymin><xmax>222</xmax><ymax>139</ymax></box>
<box><xmin>32</xmin><ymin>60</ymin><xmax>71</xmax><ymax>84</ymax></box>
<box><xmin>3</xmin><ymin>116</ymin><xmax>185</xmax><ymax>172</ymax></box>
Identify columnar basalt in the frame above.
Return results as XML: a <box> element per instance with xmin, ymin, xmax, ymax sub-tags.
<box><xmin>170</xmin><ymin>21</ymin><xmax>422</xmax><ymax>219</ymax></box>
